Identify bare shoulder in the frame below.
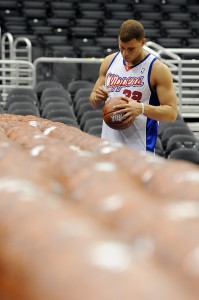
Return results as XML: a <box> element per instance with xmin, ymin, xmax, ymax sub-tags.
<box><xmin>102</xmin><ymin>52</ymin><xmax>118</xmax><ymax>67</ymax></box>
<box><xmin>105</xmin><ymin>52</ymin><xmax>118</xmax><ymax>61</ymax></box>
<box><xmin>151</xmin><ymin>59</ymin><xmax>173</xmax><ymax>87</ymax></box>
<box><xmin>100</xmin><ymin>52</ymin><xmax>118</xmax><ymax>75</ymax></box>
<box><xmin>152</xmin><ymin>59</ymin><xmax>172</xmax><ymax>76</ymax></box>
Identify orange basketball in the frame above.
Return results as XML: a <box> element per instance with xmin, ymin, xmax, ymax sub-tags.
<box><xmin>102</xmin><ymin>97</ymin><xmax>133</xmax><ymax>130</ymax></box>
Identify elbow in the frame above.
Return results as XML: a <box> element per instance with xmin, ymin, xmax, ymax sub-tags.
<box><xmin>89</xmin><ymin>96</ymin><xmax>95</xmax><ymax>109</ymax></box>
<box><xmin>163</xmin><ymin>108</ymin><xmax>178</xmax><ymax>122</ymax></box>
<box><xmin>170</xmin><ymin>108</ymin><xmax>178</xmax><ymax>122</ymax></box>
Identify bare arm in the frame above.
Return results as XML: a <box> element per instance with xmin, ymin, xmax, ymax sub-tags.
<box><xmin>142</xmin><ymin>61</ymin><xmax>178</xmax><ymax>122</ymax></box>
<box><xmin>89</xmin><ymin>54</ymin><xmax>115</xmax><ymax>109</ymax></box>
<box><xmin>116</xmin><ymin>60</ymin><xmax>178</xmax><ymax>123</ymax></box>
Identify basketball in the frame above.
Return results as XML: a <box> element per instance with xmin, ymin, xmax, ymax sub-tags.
<box><xmin>102</xmin><ymin>97</ymin><xmax>133</xmax><ymax>130</ymax></box>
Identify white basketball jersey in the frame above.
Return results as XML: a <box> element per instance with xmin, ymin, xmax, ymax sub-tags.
<box><xmin>101</xmin><ymin>52</ymin><xmax>160</xmax><ymax>152</ymax></box>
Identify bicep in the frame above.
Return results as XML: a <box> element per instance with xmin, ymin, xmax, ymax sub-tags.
<box><xmin>91</xmin><ymin>62</ymin><xmax>106</xmax><ymax>92</ymax></box>
<box><xmin>92</xmin><ymin>54</ymin><xmax>114</xmax><ymax>91</ymax></box>
<box><xmin>155</xmin><ymin>64</ymin><xmax>178</xmax><ymax>109</ymax></box>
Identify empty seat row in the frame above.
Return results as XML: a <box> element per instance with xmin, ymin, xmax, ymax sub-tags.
<box><xmin>2</xmin><ymin>81</ymin><xmax>103</xmax><ymax>135</ymax></box>
<box><xmin>156</xmin><ymin>116</ymin><xmax>199</xmax><ymax>160</ymax></box>
<box><xmin>1</xmin><ymin>2</ymin><xmax>199</xmax><ymax>29</ymax></box>
<box><xmin>1</xmin><ymin>1</ymin><xmax>199</xmax><ymax>52</ymax></box>
<box><xmin>2</xmin><ymin>79</ymin><xmax>199</xmax><ymax>163</ymax></box>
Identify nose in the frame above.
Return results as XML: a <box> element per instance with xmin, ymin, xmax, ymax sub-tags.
<box><xmin>122</xmin><ymin>50</ymin><xmax>129</xmax><ymax>58</ymax></box>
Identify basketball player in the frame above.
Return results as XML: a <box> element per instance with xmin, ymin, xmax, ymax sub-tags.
<box><xmin>89</xmin><ymin>19</ymin><xmax>178</xmax><ymax>153</ymax></box>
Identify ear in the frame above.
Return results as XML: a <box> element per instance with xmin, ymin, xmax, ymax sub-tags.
<box><xmin>141</xmin><ymin>37</ymin><xmax>147</xmax><ymax>46</ymax></box>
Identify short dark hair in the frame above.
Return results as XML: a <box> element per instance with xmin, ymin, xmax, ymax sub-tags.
<box><xmin>119</xmin><ymin>19</ymin><xmax>145</xmax><ymax>42</ymax></box>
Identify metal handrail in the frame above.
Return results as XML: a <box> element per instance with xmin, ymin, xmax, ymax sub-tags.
<box><xmin>1</xmin><ymin>32</ymin><xmax>14</xmax><ymax>60</ymax></box>
<box><xmin>33</xmin><ymin>56</ymin><xmax>103</xmax><ymax>87</ymax></box>
<box><xmin>13</xmin><ymin>37</ymin><xmax>32</xmax><ymax>62</ymax></box>
<box><xmin>0</xmin><ymin>59</ymin><xmax>35</xmax><ymax>101</ymax></box>
<box><xmin>34</xmin><ymin>46</ymin><xmax>183</xmax><ymax>114</ymax></box>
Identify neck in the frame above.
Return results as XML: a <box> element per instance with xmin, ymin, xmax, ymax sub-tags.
<box><xmin>127</xmin><ymin>50</ymin><xmax>148</xmax><ymax>67</ymax></box>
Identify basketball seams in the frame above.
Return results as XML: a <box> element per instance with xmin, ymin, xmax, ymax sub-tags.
<box><xmin>102</xmin><ymin>97</ymin><xmax>132</xmax><ymax>130</ymax></box>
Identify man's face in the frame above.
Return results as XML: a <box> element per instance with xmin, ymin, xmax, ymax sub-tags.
<box><xmin>118</xmin><ymin>37</ymin><xmax>146</xmax><ymax>64</ymax></box>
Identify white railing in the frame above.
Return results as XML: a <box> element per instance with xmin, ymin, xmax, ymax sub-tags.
<box><xmin>166</xmin><ymin>48</ymin><xmax>199</xmax><ymax>119</ymax></box>
<box><xmin>0</xmin><ymin>33</ymin><xmax>34</xmax><ymax>101</ymax></box>
<box><xmin>13</xmin><ymin>37</ymin><xmax>32</xmax><ymax>61</ymax></box>
<box><xmin>33</xmin><ymin>56</ymin><xmax>104</xmax><ymax>70</ymax></box>
<box><xmin>166</xmin><ymin>48</ymin><xmax>199</xmax><ymax>137</ymax></box>
<box><xmin>1</xmin><ymin>32</ymin><xmax>14</xmax><ymax>60</ymax></box>
<box><xmin>0</xmin><ymin>59</ymin><xmax>35</xmax><ymax>101</ymax></box>
<box><xmin>34</xmin><ymin>44</ymin><xmax>183</xmax><ymax>114</ymax></box>
<box><xmin>1</xmin><ymin>33</ymin><xmax>32</xmax><ymax>62</ymax></box>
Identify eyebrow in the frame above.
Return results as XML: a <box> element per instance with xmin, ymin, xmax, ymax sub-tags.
<box><xmin>120</xmin><ymin>45</ymin><xmax>135</xmax><ymax>50</ymax></box>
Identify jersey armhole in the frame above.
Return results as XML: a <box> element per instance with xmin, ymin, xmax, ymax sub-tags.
<box><xmin>148</xmin><ymin>57</ymin><xmax>157</xmax><ymax>94</ymax></box>
<box><xmin>107</xmin><ymin>52</ymin><xmax>120</xmax><ymax>72</ymax></box>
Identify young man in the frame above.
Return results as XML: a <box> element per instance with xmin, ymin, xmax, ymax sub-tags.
<box><xmin>89</xmin><ymin>19</ymin><xmax>178</xmax><ymax>153</ymax></box>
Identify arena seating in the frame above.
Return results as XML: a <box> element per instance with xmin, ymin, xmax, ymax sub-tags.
<box><xmin>1</xmin><ymin>2</ymin><xmax>199</xmax><ymax>297</ymax></box>
<box><xmin>2</xmin><ymin>0</ymin><xmax>198</xmax><ymax>101</ymax></box>
<box><xmin>7</xmin><ymin>101</ymin><xmax>40</xmax><ymax>117</ymax></box>
<box><xmin>67</xmin><ymin>80</ymin><xmax>94</xmax><ymax>99</ymax></box>
<box><xmin>1</xmin><ymin>0</ymin><xmax>199</xmax><ymax>61</ymax></box>
<box><xmin>170</xmin><ymin>147</ymin><xmax>199</xmax><ymax>164</ymax></box>
<box><xmin>1</xmin><ymin>0</ymin><xmax>199</xmax><ymax>155</ymax></box>
<box><xmin>40</xmin><ymin>87</ymin><xmax>72</xmax><ymax>104</ymax></box>
<box><xmin>161</xmin><ymin>126</ymin><xmax>195</xmax><ymax>150</ymax></box>
<box><xmin>165</xmin><ymin>134</ymin><xmax>199</xmax><ymax>158</ymax></box>
<box><xmin>2</xmin><ymin>75</ymin><xmax>199</xmax><ymax>163</ymax></box>
<box><xmin>5</xmin><ymin>95</ymin><xmax>37</xmax><ymax>111</ymax></box>
<box><xmin>34</xmin><ymin>80</ymin><xmax>63</xmax><ymax>99</ymax></box>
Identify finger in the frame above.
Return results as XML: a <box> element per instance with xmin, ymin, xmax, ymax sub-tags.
<box><xmin>113</xmin><ymin>109</ymin><xmax>126</xmax><ymax>117</ymax></box>
<box><xmin>113</xmin><ymin>104</ymin><xmax>128</xmax><ymax>110</ymax></box>
<box><xmin>120</xmin><ymin>113</ymin><xmax>132</xmax><ymax>122</ymax></box>
<box><xmin>99</xmin><ymin>86</ymin><xmax>108</xmax><ymax>94</ymax></box>
<box><xmin>96</xmin><ymin>88</ymin><xmax>106</xmax><ymax>96</ymax></box>
<box><xmin>121</xmin><ymin>95</ymin><xmax>129</xmax><ymax>100</ymax></box>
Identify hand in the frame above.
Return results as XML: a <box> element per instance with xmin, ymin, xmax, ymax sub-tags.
<box><xmin>112</xmin><ymin>95</ymin><xmax>142</xmax><ymax>122</ymax></box>
<box><xmin>95</xmin><ymin>86</ymin><xmax>109</xmax><ymax>103</ymax></box>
